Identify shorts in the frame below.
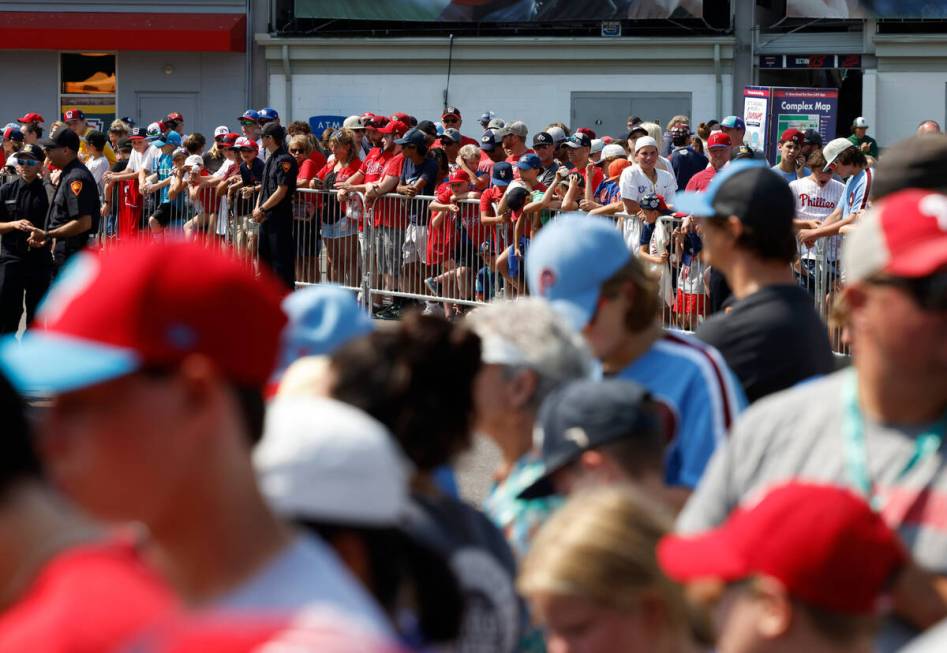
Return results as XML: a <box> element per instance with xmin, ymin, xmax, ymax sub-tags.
<box><xmin>507</xmin><ymin>237</ymin><xmax>529</xmax><ymax>277</ymax></box>
<box><xmin>374</xmin><ymin>226</ymin><xmax>404</xmax><ymax>277</ymax></box>
<box><xmin>673</xmin><ymin>288</ymin><xmax>706</xmax><ymax>316</ymax></box>
<box><xmin>322</xmin><ymin>216</ymin><xmax>358</xmax><ymax>239</ymax></box>
<box><xmin>403</xmin><ymin>223</ymin><xmax>428</xmax><ymax>266</ymax></box>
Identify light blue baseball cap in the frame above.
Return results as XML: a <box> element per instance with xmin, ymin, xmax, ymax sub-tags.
<box><xmin>153</xmin><ymin>130</ymin><xmax>182</xmax><ymax>148</ymax></box>
<box><xmin>271</xmin><ymin>284</ymin><xmax>374</xmax><ymax>383</ymax></box>
<box><xmin>525</xmin><ymin>213</ymin><xmax>631</xmax><ymax>331</ymax></box>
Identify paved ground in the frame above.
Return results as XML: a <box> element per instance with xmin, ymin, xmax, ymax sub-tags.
<box><xmin>454</xmin><ymin>434</ymin><xmax>502</xmax><ymax>505</ymax></box>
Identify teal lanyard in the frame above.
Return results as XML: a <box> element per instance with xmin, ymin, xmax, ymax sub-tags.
<box><xmin>843</xmin><ymin>368</ymin><xmax>946</xmax><ymax>511</ymax></box>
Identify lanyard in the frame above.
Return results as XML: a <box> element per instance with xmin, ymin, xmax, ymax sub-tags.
<box><xmin>843</xmin><ymin>368</ymin><xmax>946</xmax><ymax>511</ymax></box>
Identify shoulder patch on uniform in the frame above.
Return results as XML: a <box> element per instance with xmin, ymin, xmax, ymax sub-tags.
<box><xmin>70</xmin><ymin>180</ymin><xmax>82</xmax><ymax>196</ymax></box>
<box><xmin>281</xmin><ymin>161</ymin><xmax>292</xmax><ymax>173</ymax></box>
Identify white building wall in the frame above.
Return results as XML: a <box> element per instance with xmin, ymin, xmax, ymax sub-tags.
<box><xmin>876</xmin><ymin>71</ymin><xmax>947</xmax><ymax>146</ymax></box>
<box><xmin>271</xmin><ymin>71</ymin><xmax>733</xmax><ymax>135</ymax></box>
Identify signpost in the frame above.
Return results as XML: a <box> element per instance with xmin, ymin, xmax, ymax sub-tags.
<box><xmin>743</xmin><ymin>86</ymin><xmax>839</xmax><ymax>163</ymax></box>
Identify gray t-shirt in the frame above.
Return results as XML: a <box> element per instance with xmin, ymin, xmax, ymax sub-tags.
<box><xmin>678</xmin><ymin>369</ymin><xmax>947</xmax><ymax>651</ymax></box>
<box><xmin>213</xmin><ymin>532</ymin><xmax>393</xmax><ymax>637</ymax></box>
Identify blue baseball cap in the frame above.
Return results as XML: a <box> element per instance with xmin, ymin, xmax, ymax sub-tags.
<box><xmin>516</xmin><ymin>153</ymin><xmax>542</xmax><ymax>170</ymax></box>
<box><xmin>480</xmin><ymin>130</ymin><xmax>497</xmax><ymax>152</ymax></box>
<box><xmin>271</xmin><ymin>284</ymin><xmax>374</xmax><ymax>384</ymax></box>
<box><xmin>258</xmin><ymin>107</ymin><xmax>279</xmax><ymax>122</ymax></box>
<box><xmin>525</xmin><ymin>214</ymin><xmax>631</xmax><ymax>330</ymax></box>
<box><xmin>153</xmin><ymin>130</ymin><xmax>182</xmax><ymax>148</ymax></box>
<box><xmin>491</xmin><ymin>161</ymin><xmax>514</xmax><ymax>187</ymax></box>
<box><xmin>720</xmin><ymin>115</ymin><xmax>746</xmax><ymax>130</ymax></box>
<box><xmin>394</xmin><ymin>128</ymin><xmax>427</xmax><ymax>149</ymax></box>
<box><xmin>239</xmin><ymin>109</ymin><xmax>260</xmax><ymax>123</ymax></box>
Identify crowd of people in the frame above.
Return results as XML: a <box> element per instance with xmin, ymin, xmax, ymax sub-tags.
<box><xmin>1</xmin><ymin>107</ymin><xmax>910</xmax><ymax>333</ymax></box>
<box><xmin>0</xmin><ymin>102</ymin><xmax>944</xmax><ymax>652</ymax></box>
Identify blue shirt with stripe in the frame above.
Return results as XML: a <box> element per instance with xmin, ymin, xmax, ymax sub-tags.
<box><xmin>611</xmin><ymin>332</ymin><xmax>747</xmax><ymax>488</ymax></box>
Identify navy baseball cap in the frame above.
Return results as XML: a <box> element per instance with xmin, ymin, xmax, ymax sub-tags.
<box><xmin>517</xmin><ymin>153</ymin><xmax>542</xmax><ymax>170</ymax></box>
<box><xmin>720</xmin><ymin>115</ymin><xmax>746</xmax><ymax>130</ymax></box>
<box><xmin>519</xmin><ymin>378</ymin><xmax>670</xmax><ymax>499</ymax></box>
<box><xmin>675</xmin><ymin>160</ymin><xmax>794</xmax><ymax>229</ymax></box>
<box><xmin>526</xmin><ymin>214</ymin><xmax>630</xmax><ymax>330</ymax></box>
<box><xmin>480</xmin><ymin>130</ymin><xmax>497</xmax><ymax>152</ymax></box>
<box><xmin>803</xmin><ymin>129</ymin><xmax>823</xmax><ymax>146</ymax></box>
<box><xmin>40</xmin><ymin>125</ymin><xmax>80</xmax><ymax>152</ymax></box>
<box><xmin>491</xmin><ymin>162</ymin><xmax>514</xmax><ymax>187</ymax></box>
<box><xmin>394</xmin><ymin>128</ymin><xmax>427</xmax><ymax>149</ymax></box>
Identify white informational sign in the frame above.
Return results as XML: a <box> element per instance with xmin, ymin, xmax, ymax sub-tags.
<box><xmin>743</xmin><ymin>96</ymin><xmax>768</xmax><ymax>153</ymax></box>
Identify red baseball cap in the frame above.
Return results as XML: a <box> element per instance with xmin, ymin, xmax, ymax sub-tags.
<box><xmin>377</xmin><ymin>120</ymin><xmax>408</xmax><ymax>136</ymax></box>
<box><xmin>658</xmin><ymin>482</ymin><xmax>906</xmax><ymax>615</ymax></box>
<box><xmin>442</xmin><ymin>106</ymin><xmax>462</xmax><ymax>120</ymax></box>
<box><xmin>0</xmin><ymin>241</ymin><xmax>287</xmax><ymax>395</ymax></box>
<box><xmin>391</xmin><ymin>112</ymin><xmax>414</xmax><ymax>125</ymax></box>
<box><xmin>779</xmin><ymin>128</ymin><xmax>804</xmax><ymax>145</ymax></box>
<box><xmin>576</xmin><ymin>127</ymin><xmax>597</xmax><ymax>140</ymax></box>
<box><xmin>844</xmin><ymin>188</ymin><xmax>947</xmax><ymax>281</ymax></box>
<box><xmin>707</xmin><ymin>131</ymin><xmax>732</xmax><ymax>149</ymax></box>
<box><xmin>448</xmin><ymin>169</ymin><xmax>470</xmax><ymax>184</ymax></box>
<box><xmin>62</xmin><ymin>109</ymin><xmax>85</xmax><ymax>122</ymax></box>
<box><xmin>165</xmin><ymin>112</ymin><xmax>184</xmax><ymax>124</ymax></box>
<box><xmin>17</xmin><ymin>112</ymin><xmax>44</xmax><ymax>124</ymax></box>
<box><xmin>233</xmin><ymin>136</ymin><xmax>257</xmax><ymax>151</ymax></box>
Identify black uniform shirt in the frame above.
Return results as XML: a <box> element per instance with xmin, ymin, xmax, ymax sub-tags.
<box><xmin>45</xmin><ymin>158</ymin><xmax>100</xmax><ymax>257</ymax></box>
<box><xmin>260</xmin><ymin>146</ymin><xmax>297</xmax><ymax>218</ymax></box>
<box><xmin>0</xmin><ymin>176</ymin><xmax>51</xmax><ymax>262</ymax></box>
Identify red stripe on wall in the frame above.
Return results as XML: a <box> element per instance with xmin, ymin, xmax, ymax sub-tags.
<box><xmin>0</xmin><ymin>12</ymin><xmax>246</xmax><ymax>52</ymax></box>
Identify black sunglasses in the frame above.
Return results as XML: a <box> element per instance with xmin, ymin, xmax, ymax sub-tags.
<box><xmin>289</xmin><ymin>148</ymin><xmax>306</xmax><ymax>154</ymax></box>
<box><xmin>867</xmin><ymin>271</ymin><xmax>947</xmax><ymax>311</ymax></box>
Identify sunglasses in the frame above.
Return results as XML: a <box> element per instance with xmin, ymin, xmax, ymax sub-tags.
<box><xmin>443</xmin><ymin>116</ymin><xmax>460</xmax><ymax>124</ymax></box>
<box><xmin>867</xmin><ymin>271</ymin><xmax>947</xmax><ymax>311</ymax></box>
<box><xmin>18</xmin><ymin>159</ymin><xmax>41</xmax><ymax>166</ymax></box>
<box><xmin>289</xmin><ymin>149</ymin><xmax>306</xmax><ymax>154</ymax></box>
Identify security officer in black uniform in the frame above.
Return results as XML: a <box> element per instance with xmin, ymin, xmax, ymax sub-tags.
<box><xmin>0</xmin><ymin>144</ymin><xmax>52</xmax><ymax>333</ymax></box>
<box><xmin>29</xmin><ymin>125</ymin><xmax>99</xmax><ymax>276</ymax></box>
<box><xmin>252</xmin><ymin>122</ymin><xmax>297</xmax><ymax>289</ymax></box>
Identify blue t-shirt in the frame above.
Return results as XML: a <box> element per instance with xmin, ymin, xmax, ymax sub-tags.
<box><xmin>612</xmin><ymin>332</ymin><xmax>747</xmax><ymax>487</ymax></box>
<box><xmin>841</xmin><ymin>167</ymin><xmax>872</xmax><ymax>219</ymax></box>
<box><xmin>401</xmin><ymin>156</ymin><xmax>439</xmax><ymax>224</ymax></box>
<box><xmin>593</xmin><ymin>179</ymin><xmax>621</xmax><ymax>205</ymax></box>
<box><xmin>476</xmin><ymin>266</ymin><xmax>499</xmax><ymax>300</ymax></box>
<box><xmin>154</xmin><ymin>153</ymin><xmax>174</xmax><ymax>204</ymax></box>
<box><xmin>770</xmin><ymin>164</ymin><xmax>811</xmax><ymax>182</ymax></box>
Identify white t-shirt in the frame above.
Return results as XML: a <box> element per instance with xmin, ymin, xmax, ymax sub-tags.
<box><xmin>85</xmin><ymin>155</ymin><xmax>109</xmax><ymax>196</ymax></box>
<box><xmin>790</xmin><ymin>175</ymin><xmax>844</xmax><ymax>261</ymax></box>
<box><xmin>658</xmin><ymin>155</ymin><xmax>676</xmax><ymax>183</ymax></box>
<box><xmin>213</xmin><ymin>532</ymin><xmax>393</xmax><ymax>637</ymax></box>
<box><xmin>126</xmin><ymin>146</ymin><xmax>158</xmax><ymax>174</ymax></box>
<box><xmin>619</xmin><ymin>164</ymin><xmax>677</xmax><ymax>206</ymax></box>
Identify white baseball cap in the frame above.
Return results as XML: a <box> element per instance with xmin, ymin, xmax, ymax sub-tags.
<box><xmin>590</xmin><ymin>138</ymin><xmax>604</xmax><ymax>155</ymax></box>
<box><xmin>822</xmin><ymin>137</ymin><xmax>856</xmax><ymax>171</ymax></box>
<box><xmin>214</xmin><ymin>125</ymin><xmax>229</xmax><ymax>138</ymax></box>
<box><xmin>546</xmin><ymin>126</ymin><xmax>567</xmax><ymax>144</ymax></box>
<box><xmin>184</xmin><ymin>154</ymin><xmax>204</xmax><ymax>171</ymax></box>
<box><xmin>852</xmin><ymin>117</ymin><xmax>869</xmax><ymax>129</ymax></box>
<box><xmin>597</xmin><ymin>143</ymin><xmax>627</xmax><ymax>163</ymax></box>
<box><xmin>342</xmin><ymin>115</ymin><xmax>366</xmax><ymax>129</ymax></box>
<box><xmin>254</xmin><ymin>396</ymin><xmax>412</xmax><ymax>527</ymax></box>
<box><xmin>634</xmin><ymin>135</ymin><xmax>659</xmax><ymax>154</ymax></box>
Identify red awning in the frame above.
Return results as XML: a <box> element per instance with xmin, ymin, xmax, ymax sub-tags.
<box><xmin>0</xmin><ymin>12</ymin><xmax>246</xmax><ymax>52</ymax></box>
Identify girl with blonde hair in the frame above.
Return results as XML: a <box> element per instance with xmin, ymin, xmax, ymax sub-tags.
<box><xmin>519</xmin><ymin>486</ymin><xmax>709</xmax><ymax>653</ymax></box>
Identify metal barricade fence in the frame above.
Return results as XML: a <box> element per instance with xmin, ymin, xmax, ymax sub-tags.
<box><xmin>83</xmin><ymin>179</ymin><xmax>851</xmax><ymax>354</ymax></box>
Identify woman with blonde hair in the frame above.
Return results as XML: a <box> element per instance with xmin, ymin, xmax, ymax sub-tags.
<box><xmin>311</xmin><ymin>128</ymin><xmax>362</xmax><ymax>284</ymax></box>
<box><xmin>519</xmin><ymin>486</ymin><xmax>708</xmax><ymax>653</ymax></box>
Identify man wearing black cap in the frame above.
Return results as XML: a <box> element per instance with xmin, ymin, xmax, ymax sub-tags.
<box><xmin>253</xmin><ymin>122</ymin><xmax>298</xmax><ymax>289</ymax></box>
<box><xmin>675</xmin><ymin>161</ymin><xmax>835</xmax><ymax>403</ymax></box>
<box><xmin>532</xmin><ymin>131</ymin><xmax>560</xmax><ymax>186</ymax></box>
<box><xmin>519</xmin><ymin>378</ymin><xmax>684</xmax><ymax>511</ymax></box>
<box><xmin>30</xmin><ymin>126</ymin><xmax>100</xmax><ymax>275</ymax></box>
<box><xmin>801</xmin><ymin>128</ymin><xmax>823</xmax><ymax>161</ymax></box>
<box><xmin>0</xmin><ymin>144</ymin><xmax>52</xmax><ymax>333</ymax></box>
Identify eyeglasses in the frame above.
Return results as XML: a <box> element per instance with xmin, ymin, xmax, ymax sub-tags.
<box><xmin>289</xmin><ymin>149</ymin><xmax>305</xmax><ymax>154</ymax></box>
<box><xmin>867</xmin><ymin>272</ymin><xmax>947</xmax><ymax>311</ymax></box>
